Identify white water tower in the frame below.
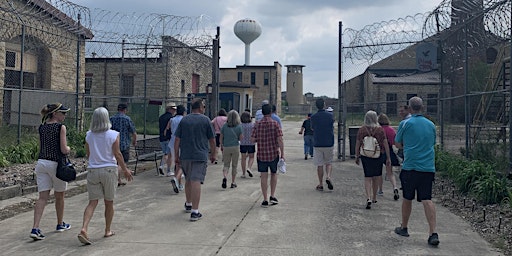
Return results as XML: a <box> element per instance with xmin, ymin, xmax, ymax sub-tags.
<box><xmin>234</xmin><ymin>19</ymin><xmax>262</xmax><ymax>65</ymax></box>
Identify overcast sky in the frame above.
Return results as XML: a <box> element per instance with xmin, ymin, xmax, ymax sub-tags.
<box><xmin>73</xmin><ymin>0</ymin><xmax>441</xmax><ymax>98</ymax></box>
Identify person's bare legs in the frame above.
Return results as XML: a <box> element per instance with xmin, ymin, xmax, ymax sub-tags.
<box><xmin>325</xmin><ymin>163</ymin><xmax>332</xmax><ymax>180</ymax></box>
<box><xmin>54</xmin><ymin>191</ymin><xmax>65</xmax><ymax>225</ymax></box>
<box><xmin>80</xmin><ymin>199</ymin><xmax>99</xmax><ymax>236</ymax></box>
<box><xmin>184</xmin><ymin>179</ymin><xmax>192</xmax><ymax>203</ymax></box>
<box><xmin>372</xmin><ymin>176</ymin><xmax>380</xmax><ymax>201</ymax></box>
<box><xmin>104</xmin><ymin>200</ymin><xmax>114</xmax><ymax>236</ymax></box>
<box><xmin>401</xmin><ymin>199</ymin><xmax>413</xmax><ymax>228</ymax></box>
<box><xmin>270</xmin><ymin>172</ymin><xmax>277</xmax><ymax>197</ymax></box>
<box><xmin>190</xmin><ymin>181</ymin><xmax>202</xmax><ymax>210</ymax></box>
<box><xmin>386</xmin><ymin>165</ymin><xmax>398</xmax><ymax>189</ymax></box>
<box><xmin>33</xmin><ymin>190</ymin><xmax>50</xmax><ymax>229</ymax></box>
<box><xmin>422</xmin><ymin>200</ymin><xmax>437</xmax><ymax>234</ymax></box>
<box><xmin>241</xmin><ymin>153</ymin><xmax>247</xmax><ymax>176</ymax></box>
<box><xmin>364</xmin><ymin>177</ymin><xmax>372</xmax><ymax>199</ymax></box>
<box><xmin>260</xmin><ymin>172</ymin><xmax>269</xmax><ymax>201</ymax></box>
<box><xmin>247</xmin><ymin>153</ymin><xmax>255</xmax><ymax>170</ymax></box>
<box><xmin>317</xmin><ymin>166</ymin><xmax>324</xmax><ymax>187</ymax></box>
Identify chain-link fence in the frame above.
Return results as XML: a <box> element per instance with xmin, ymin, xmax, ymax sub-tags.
<box><xmin>339</xmin><ymin>0</ymin><xmax>511</xmax><ymax>171</ymax></box>
<box><xmin>0</xmin><ymin>0</ymin><xmax>216</xmax><ymax>144</ymax></box>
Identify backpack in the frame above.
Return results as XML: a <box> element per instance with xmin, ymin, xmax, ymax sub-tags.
<box><xmin>360</xmin><ymin>127</ymin><xmax>381</xmax><ymax>158</ymax></box>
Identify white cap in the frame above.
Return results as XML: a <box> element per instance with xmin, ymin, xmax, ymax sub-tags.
<box><xmin>262</xmin><ymin>100</ymin><xmax>269</xmax><ymax>104</ymax></box>
<box><xmin>326</xmin><ymin>107</ymin><xmax>333</xmax><ymax>112</ymax></box>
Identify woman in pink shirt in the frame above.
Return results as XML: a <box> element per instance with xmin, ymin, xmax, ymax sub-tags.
<box><xmin>211</xmin><ymin>109</ymin><xmax>228</xmax><ymax>164</ymax></box>
<box><xmin>377</xmin><ymin>113</ymin><xmax>400</xmax><ymax>201</ymax></box>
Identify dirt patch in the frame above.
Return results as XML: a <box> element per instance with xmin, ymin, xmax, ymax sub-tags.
<box><xmin>433</xmin><ymin>178</ymin><xmax>512</xmax><ymax>255</ymax></box>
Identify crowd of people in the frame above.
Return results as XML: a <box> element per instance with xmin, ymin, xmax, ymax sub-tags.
<box><xmin>30</xmin><ymin>96</ymin><xmax>438</xmax><ymax>246</ymax></box>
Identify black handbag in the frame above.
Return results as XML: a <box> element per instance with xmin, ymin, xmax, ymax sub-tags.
<box><xmin>56</xmin><ymin>155</ymin><xmax>76</xmax><ymax>182</ymax></box>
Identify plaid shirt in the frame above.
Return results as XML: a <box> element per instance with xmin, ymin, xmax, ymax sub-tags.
<box><xmin>251</xmin><ymin>116</ymin><xmax>283</xmax><ymax>162</ymax></box>
<box><xmin>110</xmin><ymin>113</ymin><xmax>136</xmax><ymax>151</ymax></box>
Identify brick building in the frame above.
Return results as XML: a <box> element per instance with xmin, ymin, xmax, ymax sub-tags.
<box><xmin>220</xmin><ymin>61</ymin><xmax>282</xmax><ymax>114</ymax></box>
<box><xmin>84</xmin><ymin>36</ymin><xmax>212</xmax><ymax>110</ymax></box>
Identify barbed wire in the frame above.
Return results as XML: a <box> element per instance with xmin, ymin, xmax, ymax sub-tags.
<box><xmin>344</xmin><ymin>0</ymin><xmax>511</xmax><ymax>63</ymax></box>
<box><xmin>1</xmin><ymin>0</ymin><xmax>217</xmax><ymax>58</ymax></box>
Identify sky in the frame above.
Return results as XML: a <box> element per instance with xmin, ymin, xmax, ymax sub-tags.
<box><xmin>72</xmin><ymin>0</ymin><xmax>441</xmax><ymax>98</ymax></box>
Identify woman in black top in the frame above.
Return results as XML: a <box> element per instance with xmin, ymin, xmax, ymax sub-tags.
<box><xmin>30</xmin><ymin>103</ymin><xmax>71</xmax><ymax>240</ymax></box>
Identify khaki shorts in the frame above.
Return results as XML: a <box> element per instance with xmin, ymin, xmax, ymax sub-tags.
<box><xmin>313</xmin><ymin>147</ymin><xmax>333</xmax><ymax>166</ymax></box>
<box><xmin>86</xmin><ymin>166</ymin><xmax>118</xmax><ymax>201</ymax></box>
<box><xmin>35</xmin><ymin>159</ymin><xmax>68</xmax><ymax>193</ymax></box>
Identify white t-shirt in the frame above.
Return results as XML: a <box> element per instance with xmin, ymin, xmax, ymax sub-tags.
<box><xmin>86</xmin><ymin>129</ymin><xmax>119</xmax><ymax>168</ymax></box>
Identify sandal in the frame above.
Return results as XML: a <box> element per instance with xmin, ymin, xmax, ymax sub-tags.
<box><xmin>104</xmin><ymin>231</ymin><xmax>115</xmax><ymax>238</ymax></box>
<box><xmin>316</xmin><ymin>185</ymin><xmax>324</xmax><ymax>191</ymax></box>
<box><xmin>78</xmin><ymin>232</ymin><xmax>92</xmax><ymax>245</ymax></box>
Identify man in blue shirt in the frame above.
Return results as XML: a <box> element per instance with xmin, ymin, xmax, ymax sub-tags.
<box><xmin>311</xmin><ymin>98</ymin><xmax>334</xmax><ymax>191</ymax></box>
<box><xmin>394</xmin><ymin>96</ymin><xmax>439</xmax><ymax>246</ymax></box>
<box><xmin>110</xmin><ymin>104</ymin><xmax>137</xmax><ymax>164</ymax></box>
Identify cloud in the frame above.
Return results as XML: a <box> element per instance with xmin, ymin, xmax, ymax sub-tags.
<box><xmin>73</xmin><ymin>0</ymin><xmax>441</xmax><ymax>97</ymax></box>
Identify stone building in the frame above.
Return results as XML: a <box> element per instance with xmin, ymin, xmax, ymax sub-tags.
<box><xmin>84</xmin><ymin>36</ymin><xmax>212</xmax><ymax>110</ymax></box>
<box><xmin>220</xmin><ymin>61</ymin><xmax>282</xmax><ymax>114</ymax></box>
<box><xmin>0</xmin><ymin>0</ymin><xmax>93</xmax><ymax>127</ymax></box>
<box><xmin>343</xmin><ymin>43</ymin><xmax>442</xmax><ymax>117</ymax></box>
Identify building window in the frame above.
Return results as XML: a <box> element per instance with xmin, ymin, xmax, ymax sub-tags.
<box><xmin>427</xmin><ymin>93</ymin><xmax>438</xmax><ymax>117</ymax></box>
<box><xmin>250</xmin><ymin>72</ymin><xmax>256</xmax><ymax>85</ymax></box>
<box><xmin>386</xmin><ymin>93</ymin><xmax>397</xmax><ymax>116</ymax></box>
<box><xmin>406</xmin><ymin>94</ymin><xmax>417</xmax><ymax>102</ymax></box>
<box><xmin>237</xmin><ymin>72</ymin><xmax>242</xmax><ymax>82</ymax></box>
<box><xmin>6</xmin><ymin>51</ymin><xmax>16</xmax><ymax>68</ymax></box>
<box><xmin>4</xmin><ymin>70</ymin><xmax>36</xmax><ymax>88</ymax></box>
<box><xmin>121</xmin><ymin>75</ymin><xmax>134</xmax><ymax>102</ymax></box>
<box><xmin>264</xmin><ymin>72</ymin><xmax>269</xmax><ymax>85</ymax></box>
<box><xmin>85</xmin><ymin>75</ymin><xmax>92</xmax><ymax>108</ymax></box>
<box><xmin>192</xmin><ymin>74</ymin><xmax>199</xmax><ymax>93</ymax></box>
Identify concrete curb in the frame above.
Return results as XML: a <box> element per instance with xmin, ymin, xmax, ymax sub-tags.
<box><xmin>0</xmin><ymin>171</ymin><xmax>88</xmax><ymax>201</ymax></box>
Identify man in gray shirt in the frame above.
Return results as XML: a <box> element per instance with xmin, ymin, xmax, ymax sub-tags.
<box><xmin>174</xmin><ymin>98</ymin><xmax>216</xmax><ymax>221</ymax></box>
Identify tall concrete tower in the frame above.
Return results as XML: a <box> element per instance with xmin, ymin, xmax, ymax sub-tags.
<box><xmin>285</xmin><ymin>65</ymin><xmax>305</xmax><ymax>105</ymax></box>
<box><xmin>234</xmin><ymin>19</ymin><xmax>262</xmax><ymax>65</ymax></box>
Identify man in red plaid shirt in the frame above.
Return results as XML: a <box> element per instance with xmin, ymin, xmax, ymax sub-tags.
<box><xmin>251</xmin><ymin>104</ymin><xmax>284</xmax><ymax>208</ymax></box>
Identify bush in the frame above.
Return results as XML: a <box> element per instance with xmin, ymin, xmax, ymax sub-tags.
<box><xmin>435</xmin><ymin>147</ymin><xmax>511</xmax><ymax>205</ymax></box>
<box><xmin>66</xmin><ymin>128</ymin><xmax>86</xmax><ymax>158</ymax></box>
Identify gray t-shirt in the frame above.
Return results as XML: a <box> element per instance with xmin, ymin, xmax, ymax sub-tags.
<box><xmin>221</xmin><ymin>124</ymin><xmax>242</xmax><ymax>147</ymax></box>
<box><xmin>175</xmin><ymin>113</ymin><xmax>214</xmax><ymax>161</ymax></box>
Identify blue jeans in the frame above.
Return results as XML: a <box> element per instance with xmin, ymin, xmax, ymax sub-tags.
<box><xmin>303</xmin><ymin>135</ymin><xmax>314</xmax><ymax>156</ymax></box>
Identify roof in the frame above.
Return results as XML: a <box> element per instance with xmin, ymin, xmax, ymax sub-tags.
<box><xmin>30</xmin><ymin>0</ymin><xmax>94</xmax><ymax>39</ymax></box>
<box><xmin>370</xmin><ymin>70</ymin><xmax>441</xmax><ymax>85</ymax></box>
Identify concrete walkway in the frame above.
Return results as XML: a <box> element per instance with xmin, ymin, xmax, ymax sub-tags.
<box><xmin>0</xmin><ymin>120</ymin><xmax>503</xmax><ymax>255</ymax></box>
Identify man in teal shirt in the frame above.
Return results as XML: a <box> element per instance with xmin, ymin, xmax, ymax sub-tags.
<box><xmin>394</xmin><ymin>96</ymin><xmax>439</xmax><ymax>246</ymax></box>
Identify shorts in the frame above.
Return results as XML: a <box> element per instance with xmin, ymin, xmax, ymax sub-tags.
<box><xmin>215</xmin><ymin>134</ymin><xmax>221</xmax><ymax>147</ymax></box>
<box><xmin>257</xmin><ymin>157</ymin><xmax>279</xmax><ymax>174</ymax></box>
<box><xmin>383</xmin><ymin>149</ymin><xmax>400</xmax><ymax>167</ymax></box>
<box><xmin>35</xmin><ymin>159</ymin><xmax>68</xmax><ymax>192</ymax></box>
<box><xmin>400</xmin><ymin>170</ymin><xmax>435</xmax><ymax>202</ymax></box>
<box><xmin>86</xmin><ymin>166</ymin><xmax>118</xmax><ymax>201</ymax></box>
<box><xmin>361</xmin><ymin>155</ymin><xmax>384</xmax><ymax>177</ymax></box>
<box><xmin>160</xmin><ymin>140</ymin><xmax>170</xmax><ymax>155</ymax></box>
<box><xmin>240</xmin><ymin>145</ymin><xmax>256</xmax><ymax>154</ymax></box>
<box><xmin>222</xmin><ymin>146</ymin><xmax>240</xmax><ymax>172</ymax></box>
<box><xmin>313</xmin><ymin>147</ymin><xmax>333</xmax><ymax>166</ymax></box>
<box><xmin>181</xmin><ymin>160</ymin><xmax>207</xmax><ymax>183</ymax></box>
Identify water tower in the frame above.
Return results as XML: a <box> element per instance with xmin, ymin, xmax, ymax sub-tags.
<box><xmin>234</xmin><ymin>19</ymin><xmax>262</xmax><ymax>65</ymax></box>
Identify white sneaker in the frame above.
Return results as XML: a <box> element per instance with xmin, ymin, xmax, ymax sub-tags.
<box><xmin>178</xmin><ymin>184</ymin><xmax>184</xmax><ymax>191</ymax></box>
